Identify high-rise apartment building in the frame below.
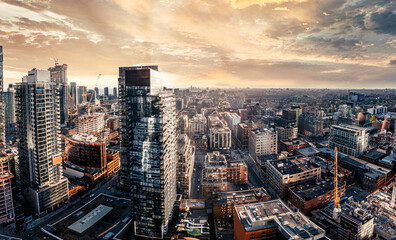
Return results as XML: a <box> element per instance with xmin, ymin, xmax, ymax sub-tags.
<box><xmin>249</xmin><ymin>128</ymin><xmax>277</xmax><ymax>161</ymax></box>
<box><xmin>4</xmin><ymin>84</ymin><xmax>16</xmax><ymax>135</ymax></box>
<box><xmin>15</xmin><ymin>69</ymin><xmax>69</xmax><ymax>214</ymax></box>
<box><xmin>49</xmin><ymin>64</ymin><xmax>68</xmax><ymax>125</ymax></box>
<box><xmin>329</xmin><ymin>124</ymin><xmax>369</xmax><ymax>157</ymax></box>
<box><xmin>119</xmin><ymin>65</ymin><xmax>176</xmax><ymax>239</ymax></box>
<box><xmin>0</xmin><ymin>46</ymin><xmax>5</xmax><ymax>149</ymax></box>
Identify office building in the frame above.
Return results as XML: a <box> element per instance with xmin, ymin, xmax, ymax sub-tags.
<box><xmin>0</xmin><ymin>46</ymin><xmax>5</xmax><ymax>149</ymax></box>
<box><xmin>49</xmin><ymin>63</ymin><xmax>68</xmax><ymax>125</ymax></box>
<box><xmin>15</xmin><ymin>69</ymin><xmax>69</xmax><ymax>214</ymax></box>
<box><xmin>69</xmin><ymin>82</ymin><xmax>78</xmax><ymax>108</ymax></box>
<box><xmin>104</xmin><ymin>87</ymin><xmax>109</xmax><ymax>97</ymax></box>
<box><xmin>275</xmin><ymin>126</ymin><xmax>297</xmax><ymax>141</ymax></box>
<box><xmin>176</xmin><ymin>134</ymin><xmax>195</xmax><ymax>198</ymax></box>
<box><xmin>119</xmin><ymin>65</ymin><xmax>176</xmax><ymax>239</ymax></box>
<box><xmin>208</xmin><ymin>125</ymin><xmax>232</xmax><ymax>151</ymax></box>
<box><xmin>298</xmin><ymin>113</ymin><xmax>324</xmax><ymax>137</ymax></box>
<box><xmin>94</xmin><ymin>87</ymin><xmax>99</xmax><ymax>97</ymax></box>
<box><xmin>224</xmin><ymin>112</ymin><xmax>241</xmax><ymax>133</ymax></box>
<box><xmin>236</xmin><ymin>122</ymin><xmax>255</xmax><ymax>149</ymax></box>
<box><xmin>4</xmin><ymin>84</ymin><xmax>16</xmax><ymax>135</ymax></box>
<box><xmin>113</xmin><ymin>87</ymin><xmax>117</xmax><ymax>98</ymax></box>
<box><xmin>234</xmin><ymin>199</ymin><xmax>326</xmax><ymax>240</ymax></box>
<box><xmin>329</xmin><ymin>124</ymin><xmax>369</xmax><ymax>157</ymax></box>
<box><xmin>249</xmin><ymin>129</ymin><xmax>277</xmax><ymax>161</ymax></box>
<box><xmin>265</xmin><ymin>157</ymin><xmax>321</xmax><ymax>198</ymax></box>
<box><xmin>77</xmin><ymin>86</ymin><xmax>87</xmax><ymax>104</ymax></box>
<box><xmin>367</xmin><ymin>105</ymin><xmax>387</xmax><ymax>115</ymax></box>
<box><xmin>0</xmin><ymin>151</ymin><xmax>15</xmax><ymax>224</ymax></box>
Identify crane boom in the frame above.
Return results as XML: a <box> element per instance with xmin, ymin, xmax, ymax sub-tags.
<box><xmin>88</xmin><ymin>74</ymin><xmax>101</xmax><ymax>114</ymax></box>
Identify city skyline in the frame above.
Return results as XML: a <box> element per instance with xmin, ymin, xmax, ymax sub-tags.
<box><xmin>0</xmin><ymin>0</ymin><xmax>395</xmax><ymax>89</ymax></box>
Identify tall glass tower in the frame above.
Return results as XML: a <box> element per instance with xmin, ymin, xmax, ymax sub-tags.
<box><xmin>119</xmin><ymin>66</ymin><xmax>176</xmax><ymax>239</ymax></box>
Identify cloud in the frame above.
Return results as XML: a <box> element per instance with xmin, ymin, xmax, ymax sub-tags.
<box><xmin>389</xmin><ymin>60</ymin><xmax>396</xmax><ymax>65</ymax></box>
<box><xmin>371</xmin><ymin>10</ymin><xmax>396</xmax><ymax>35</ymax></box>
<box><xmin>0</xmin><ymin>0</ymin><xmax>394</xmax><ymax>89</ymax></box>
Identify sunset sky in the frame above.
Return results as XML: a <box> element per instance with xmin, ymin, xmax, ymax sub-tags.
<box><xmin>0</xmin><ymin>0</ymin><xmax>395</xmax><ymax>89</ymax></box>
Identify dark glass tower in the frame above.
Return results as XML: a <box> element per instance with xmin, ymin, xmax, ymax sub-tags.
<box><xmin>119</xmin><ymin>66</ymin><xmax>176</xmax><ymax>239</ymax></box>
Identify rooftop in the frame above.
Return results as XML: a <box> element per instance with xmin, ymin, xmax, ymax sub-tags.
<box><xmin>268</xmin><ymin>157</ymin><xmax>321</xmax><ymax>175</ymax></box>
<box><xmin>235</xmin><ymin>199</ymin><xmax>326</xmax><ymax>239</ymax></box>
<box><xmin>68</xmin><ymin>205</ymin><xmax>113</xmax><ymax>234</ymax></box>
<box><xmin>214</xmin><ymin>188</ymin><xmax>269</xmax><ymax>205</ymax></box>
<box><xmin>289</xmin><ymin>179</ymin><xmax>345</xmax><ymax>201</ymax></box>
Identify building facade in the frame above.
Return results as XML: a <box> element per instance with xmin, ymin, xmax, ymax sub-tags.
<box><xmin>0</xmin><ymin>46</ymin><xmax>5</xmax><ymax>149</ymax></box>
<box><xmin>4</xmin><ymin>84</ymin><xmax>16</xmax><ymax>135</ymax></box>
<box><xmin>119</xmin><ymin>66</ymin><xmax>176</xmax><ymax>239</ymax></box>
<box><xmin>49</xmin><ymin>64</ymin><xmax>68</xmax><ymax>125</ymax></box>
<box><xmin>265</xmin><ymin>157</ymin><xmax>321</xmax><ymax>198</ymax></box>
<box><xmin>176</xmin><ymin>134</ymin><xmax>195</xmax><ymax>198</ymax></box>
<box><xmin>329</xmin><ymin>124</ymin><xmax>369</xmax><ymax>157</ymax></box>
<box><xmin>0</xmin><ymin>152</ymin><xmax>15</xmax><ymax>224</ymax></box>
<box><xmin>15</xmin><ymin>69</ymin><xmax>69</xmax><ymax>214</ymax></box>
<box><xmin>249</xmin><ymin>129</ymin><xmax>277</xmax><ymax>161</ymax></box>
<box><xmin>75</xmin><ymin>113</ymin><xmax>105</xmax><ymax>135</ymax></box>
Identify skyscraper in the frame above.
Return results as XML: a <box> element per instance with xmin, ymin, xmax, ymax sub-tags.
<box><xmin>95</xmin><ymin>87</ymin><xmax>99</xmax><ymax>97</ymax></box>
<box><xmin>69</xmin><ymin>82</ymin><xmax>78</xmax><ymax>108</ymax></box>
<box><xmin>119</xmin><ymin>66</ymin><xmax>176</xmax><ymax>239</ymax></box>
<box><xmin>0</xmin><ymin>46</ymin><xmax>5</xmax><ymax>149</ymax></box>
<box><xmin>78</xmin><ymin>85</ymin><xmax>87</xmax><ymax>104</ymax></box>
<box><xmin>0</xmin><ymin>46</ymin><xmax>15</xmax><ymax>224</ymax></box>
<box><xmin>48</xmin><ymin>64</ymin><xmax>68</xmax><ymax>125</ymax></box>
<box><xmin>104</xmin><ymin>87</ymin><xmax>109</xmax><ymax>97</ymax></box>
<box><xmin>113</xmin><ymin>87</ymin><xmax>117</xmax><ymax>98</ymax></box>
<box><xmin>15</xmin><ymin>69</ymin><xmax>69</xmax><ymax>214</ymax></box>
<box><xmin>4</xmin><ymin>84</ymin><xmax>16</xmax><ymax>135</ymax></box>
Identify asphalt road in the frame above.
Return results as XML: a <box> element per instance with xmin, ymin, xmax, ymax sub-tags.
<box><xmin>191</xmin><ymin>151</ymin><xmax>205</xmax><ymax>199</ymax></box>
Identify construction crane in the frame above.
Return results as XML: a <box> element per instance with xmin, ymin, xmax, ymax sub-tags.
<box><xmin>87</xmin><ymin>74</ymin><xmax>101</xmax><ymax>115</ymax></box>
<box><xmin>333</xmin><ymin>147</ymin><xmax>341</xmax><ymax>221</ymax></box>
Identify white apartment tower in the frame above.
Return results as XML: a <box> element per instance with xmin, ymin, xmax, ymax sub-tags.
<box><xmin>15</xmin><ymin>69</ymin><xmax>69</xmax><ymax>214</ymax></box>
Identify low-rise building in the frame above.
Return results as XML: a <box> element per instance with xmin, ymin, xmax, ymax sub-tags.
<box><xmin>234</xmin><ymin>199</ymin><xmax>326</xmax><ymax>240</ymax></box>
<box><xmin>288</xmin><ymin>179</ymin><xmax>346</xmax><ymax>215</ymax></box>
<box><xmin>265</xmin><ymin>157</ymin><xmax>321</xmax><ymax>198</ymax></box>
<box><xmin>213</xmin><ymin>188</ymin><xmax>270</xmax><ymax>224</ymax></box>
<box><xmin>249</xmin><ymin>129</ymin><xmax>277</xmax><ymax>162</ymax></box>
<box><xmin>279</xmin><ymin>139</ymin><xmax>308</xmax><ymax>155</ymax></box>
<box><xmin>176</xmin><ymin>134</ymin><xmax>195</xmax><ymax>198</ymax></box>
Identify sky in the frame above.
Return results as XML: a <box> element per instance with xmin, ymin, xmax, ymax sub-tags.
<box><xmin>0</xmin><ymin>0</ymin><xmax>395</xmax><ymax>89</ymax></box>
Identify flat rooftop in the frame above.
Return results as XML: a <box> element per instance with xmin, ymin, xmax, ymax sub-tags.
<box><xmin>289</xmin><ymin>180</ymin><xmax>345</xmax><ymax>201</ymax></box>
<box><xmin>235</xmin><ymin>199</ymin><xmax>326</xmax><ymax>239</ymax></box>
<box><xmin>68</xmin><ymin>205</ymin><xmax>113</xmax><ymax>234</ymax></box>
<box><xmin>214</xmin><ymin>188</ymin><xmax>269</xmax><ymax>205</ymax></box>
<box><xmin>268</xmin><ymin>157</ymin><xmax>321</xmax><ymax>175</ymax></box>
